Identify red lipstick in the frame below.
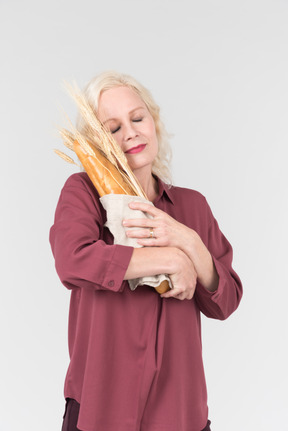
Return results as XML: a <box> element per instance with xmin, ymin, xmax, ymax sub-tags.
<box><xmin>125</xmin><ymin>144</ymin><xmax>146</xmax><ymax>154</ymax></box>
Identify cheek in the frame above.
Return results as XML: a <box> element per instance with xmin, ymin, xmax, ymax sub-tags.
<box><xmin>112</xmin><ymin>133</ymin><xmax>123</xmax><ymax>149</ymax></box>
<box><xmin>150</xmin><ymin>125</ymin><xmax>159</xmax><ymax>152</ymax></box>
<box><xmin>146</xmin><ymin>119</ymin><xmax>158</xmax><ymax>142</ymax></box>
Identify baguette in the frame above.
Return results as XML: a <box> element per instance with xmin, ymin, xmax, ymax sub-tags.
<box><xmin>73</xmin><ymin>140</ymin><xmax>136</xmax><ymax>196</ymax></box>
<box><xmin>72</xmin><ymin>139</ymin><xmax>170</xmax><ymax>294</ymax></box>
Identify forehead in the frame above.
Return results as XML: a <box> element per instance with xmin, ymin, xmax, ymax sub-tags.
<box><xmin>97</xmin><ymin>86</ymin><xmax>146</xmax><ymax>120</ymax></box>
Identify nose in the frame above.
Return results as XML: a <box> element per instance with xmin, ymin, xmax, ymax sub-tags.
<box><xmin>123</xmin><ymin>121</ymin><xmax>138</xmax><ymax>142</ymax></box>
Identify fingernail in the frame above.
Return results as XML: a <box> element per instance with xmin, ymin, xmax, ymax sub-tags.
<box><xmin>122</xmin><ymin>220</ymin><xmax>127</xmax><ymax>225</ymax></box>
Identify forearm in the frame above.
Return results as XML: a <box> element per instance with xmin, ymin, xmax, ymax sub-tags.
<box><xmin>179</xmin><ymin>227</ymin><xmax>219</xmax><ymax>292</ymax></box>
<box><xmin>124</xmin><ymin>246</ymin><xmax>179</xmax><ymax>280</ymax></box>
<box><xmin>123</xmin><ymin>201</ymin><xmax>218</xmax><ymax>291</ymax></box>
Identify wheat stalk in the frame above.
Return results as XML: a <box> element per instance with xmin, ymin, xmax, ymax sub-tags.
<box><xmin>57</xmin><ymin>81</ymin><xmax>147</xmax><ymax>199</ymax></box>
<box><xmin>59</xmin><ymin>129</ymin><xmax>75</xmax><ymax>151</ymax></box>
<box><xmin>54</xmin><ymin>149</ymin><xmax>79</xmax><ymax>166</ymax></box>
<box><xmin>68</xmin><ymin>85</ymin><xmax>126</xmax><ymax>169</ymax></box>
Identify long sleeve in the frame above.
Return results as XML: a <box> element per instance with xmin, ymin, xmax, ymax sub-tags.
<box><xmin>194</xmin><ymin>201</ymin><xmax>243</xmax><ymax>320</ymax></box>
<box><xmin>55</xmin><ymin>177</ymin><xmax>242</xmax><ymax>431</ymax></box>
<box><xmin>49</xmin><ymin>173</ymin><xmax>134</xmax><ymax>292</ymax></box>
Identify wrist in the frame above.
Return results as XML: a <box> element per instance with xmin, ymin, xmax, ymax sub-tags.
<box><xmin>167</xmin><ymin>247</ymin><xmax>194</xmax><ymax>276</ymax></box>
<box><xmin>124</xmin><ymin>246</ymin><xmax>181</xmax><ymax>280</ymax></box>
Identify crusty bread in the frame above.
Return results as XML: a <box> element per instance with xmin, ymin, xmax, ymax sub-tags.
<box><xmin>73</xmin><ymin>139</ymin><xmax>170</xmax><ymax>294</ymax></box>
<box><xmin>73</xmin><ymin>140</ymin><xmax>136</xmax><ymax>196</ymax></box>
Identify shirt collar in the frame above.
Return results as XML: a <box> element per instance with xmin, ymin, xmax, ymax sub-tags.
<box><xmin>154</xmin><ymin>176</ymin><xmax>175</xmax><ymax>205</ymax></box>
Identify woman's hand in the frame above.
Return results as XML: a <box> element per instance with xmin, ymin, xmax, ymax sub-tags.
<box><xmin>124</xmin><ymin>246</ymin><xmax>197</xmax><ymax>300</ymax></box>
<box><xmin>123</xmin><ymin>201</ymin><xmax>191</xmax><ymax>250</ymax></box>
<box><xmin>123</xmin><ymin>201</ymin><xmax>219</xmax><ymax>293</ymax></box>
<box><xmin>163</xmin><ymin>249</ymin><xmax>198</xmax><ymax>300</ymax></box>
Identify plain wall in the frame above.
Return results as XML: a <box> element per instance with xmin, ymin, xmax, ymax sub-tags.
<box><xmin>1</xmin><ymin>0</ymin><xmax>287</xmax><ymax>430</ymax></box>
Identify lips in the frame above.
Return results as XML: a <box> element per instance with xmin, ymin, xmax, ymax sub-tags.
<box><xmin>125</xmin><ymin>144</ymin><xmax>146</xmax><ymax>154</ymax></box>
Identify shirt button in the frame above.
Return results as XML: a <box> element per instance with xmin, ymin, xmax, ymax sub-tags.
<box><xmin>108</xmin><ymin>280</ymin><xmax>115</xmax><ymax>287</ymax></box>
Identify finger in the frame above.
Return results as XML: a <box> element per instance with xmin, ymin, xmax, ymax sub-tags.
<box><xmin>161</xmin><ymin>288</ymin><xmax>183</xmax><ymax>299</ymax></box>
<box><xmin>123</xmin><ymin>218</ymin><xmax>158</xmax><ymax>228</ymax></box>
<box><xmin>136</xmin><ymin>238</ymin><xmax>159</xmax><ymax>247</ymax></box>
<box><xmin>126</xmin><ymin>228</ymin><xmax>154</xmax><ymax>239</ymax></box>
<box><xmin>128</xmin><ymin>201</ymin><xmax>162</xmax><ymax>217</ymax></box>
<box><xmin>162</xmin><ymin>292</ymin><xmax>189</xmax><ymax>300</ymax></box>
<box><xmin>175</xmin><ymin>293</ymin><xmax>188</xmax><ymax>301</ymax></box>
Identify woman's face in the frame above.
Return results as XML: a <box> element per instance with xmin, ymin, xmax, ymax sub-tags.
<box><xmin>97</xmin><ymin>86</ymin><xmax>158</xmax><ymax>177</ymax></box>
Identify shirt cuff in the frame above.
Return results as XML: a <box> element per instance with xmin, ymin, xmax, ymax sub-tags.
<box><xmin>101</xmin><ymin>244</ymin><xmax>134</xmax><ymax>292</ymax></box>
<box><xmin>196</xmin><ymin>256</ymin><xmax>225</xmax><ymax>299</ymax></box>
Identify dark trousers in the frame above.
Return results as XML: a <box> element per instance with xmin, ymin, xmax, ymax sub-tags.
<box><xmin>62</xmin><ymin>398</ymin><xmax>212</xmax><ymax>431</ymax></box>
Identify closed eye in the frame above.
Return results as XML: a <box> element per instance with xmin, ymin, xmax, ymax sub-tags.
<box><xmin>111</xmin><ymin>117</ymin><xmax>142</xmax><ymax>133</ymax></box>
<box><xmin>111</xmin><ymin>126</ymin><xmax>120</xmax><ymax>134</ymax></box>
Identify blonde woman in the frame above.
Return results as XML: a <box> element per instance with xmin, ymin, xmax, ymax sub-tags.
<box><xmin>50</xmin><ymin>71</ymin><xmax>242</xmax><ymax>431</ymax></box>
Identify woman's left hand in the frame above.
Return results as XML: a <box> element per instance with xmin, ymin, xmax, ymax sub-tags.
<box><xmin>122</xmin><ymin>201</ymin><xmax>192</xmax><ymax>250</ymax></box>
<box><xmin>123</xmin><ymin>201</ymin><xmax>219</xmax><ymax>292</ymax></box>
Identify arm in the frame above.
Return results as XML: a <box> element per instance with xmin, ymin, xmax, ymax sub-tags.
<box><xmin>123</xmin><ymin>201</ymin><xmax>219</xmax><ymax>292</ymax></box>
<box><xmin>193</xmin><ymin>213</ymin><xmax>243</xmax><ymax>320</ymax></box>
<box><xmin>49</xmin><ymin>174</ymin><xmax>134</xmax><ymax>292</ymax></box>
<box><xmin>172</xmin><ymin>227</ymin><xmax>219</xmax><ymax>292</ymax></box>
<box><xmin>123</xmin><ymin>199</ymin><xmax>242</xmax><ymax>314</ymax></box>
<box><xmin>124</xmin><ymin>246</ymin><xmax>198</xmax><ymax>300</ymax></box>
<box><xmin>49</xmin><ymin>173</ymin><xmax>196</xmax><ymax>298</ymax></box>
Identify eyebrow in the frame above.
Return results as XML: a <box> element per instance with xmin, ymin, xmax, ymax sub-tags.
<box><xmin>102</xmin><ymin>106</ymin><xmax>145</xmax><ymax>125</ymax></box>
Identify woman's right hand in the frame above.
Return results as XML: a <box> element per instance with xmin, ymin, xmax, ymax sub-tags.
<box><xmin>124</xmin><ymin>246</ymin><xmax>197</xmax><ymax>300</ymax></box>
<box><xmin>161</xmin><ymin>249</ymin><xmax>198</xmax><ymax>301</ymax></box>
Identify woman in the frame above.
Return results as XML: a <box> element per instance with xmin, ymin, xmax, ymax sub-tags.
<box><xmin>50</xmin><ymin>71</ymin><xmax>243</xmax><ymax>431</ymax></box>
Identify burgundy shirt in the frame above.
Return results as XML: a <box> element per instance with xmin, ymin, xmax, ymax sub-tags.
<box><xmin>49</xmin><ymin>172</ymin><xmax>242</xmax><ymax>431</ymax></box>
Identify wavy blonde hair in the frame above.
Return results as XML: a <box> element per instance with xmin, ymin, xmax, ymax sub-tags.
<box><xmin>76</xmin><ymin>71</ymin><xmax>172</xmax><ymax>184</ymax></box>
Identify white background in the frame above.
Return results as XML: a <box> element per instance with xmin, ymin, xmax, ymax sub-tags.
<box><xmin>1</xmin><ymin>0</ymin><xmax>288</xmax><ymax>430</ymax></box>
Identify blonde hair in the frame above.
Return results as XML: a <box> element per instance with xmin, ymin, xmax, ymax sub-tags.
<box><xmin>77</xmin><ymin>71</ymin><xmax>172</xmax><ymax>184</ymax></box>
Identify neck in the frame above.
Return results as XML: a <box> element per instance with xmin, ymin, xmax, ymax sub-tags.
<box><xmin>134</xmin><ymin>170</ymin><xmax>158</xmax><ymax>202</ymax></box>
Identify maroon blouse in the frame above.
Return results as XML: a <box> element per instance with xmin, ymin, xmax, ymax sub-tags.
<box><xmin>49</xmin><ymin>172</ymin><xmax>242</xmax><ymax>431</ymax></box>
